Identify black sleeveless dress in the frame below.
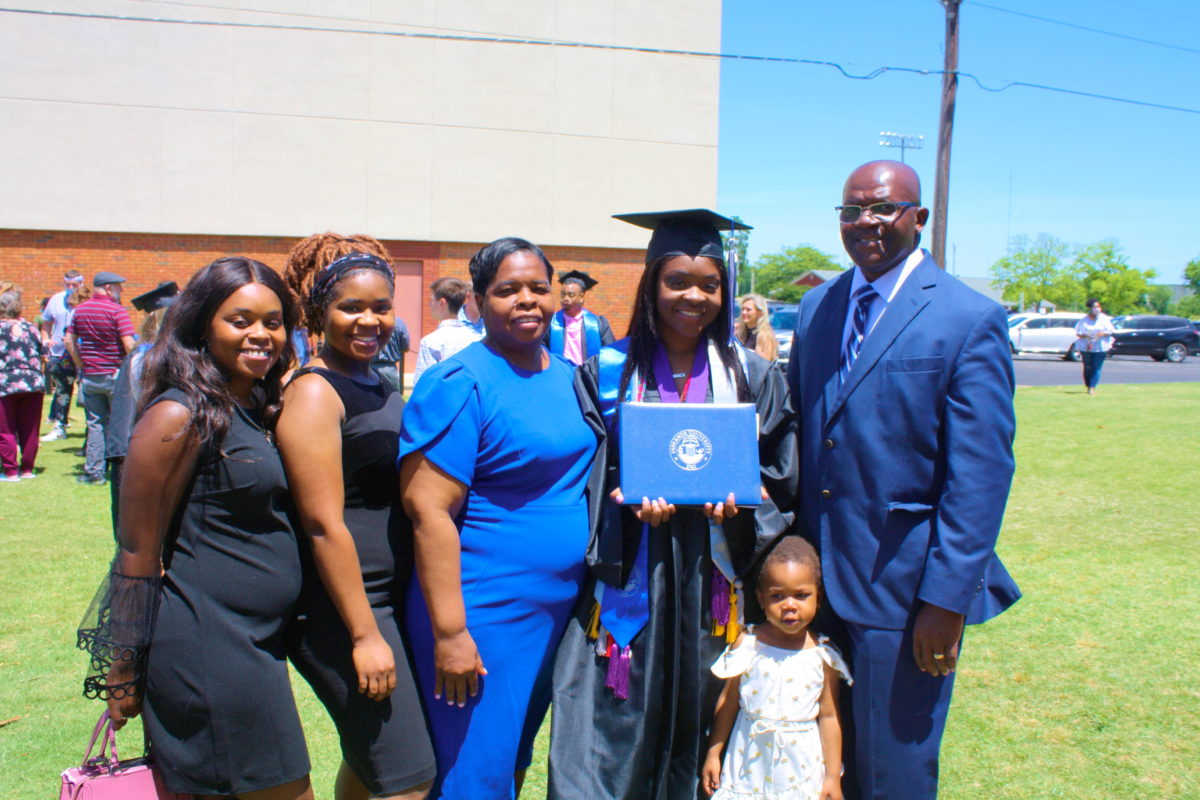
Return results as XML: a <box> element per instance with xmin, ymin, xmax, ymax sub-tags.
<box><xmin>286</xmin><ymin>368</ymin><xmax>436</xmax><ymax>795</ymax></box>
<box><xmin>142</xmin><ymin>388</ymin><xmax>309</xmax><ymax>796</ymax></box>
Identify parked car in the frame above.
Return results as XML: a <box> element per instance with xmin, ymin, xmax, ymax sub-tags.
<box><xmin>1007</xmin><ymin>312</ymin><xmax>1086</xmax><ymax>361</ymax></box>
<box><xmin>1110</xmin><ymin>315</ymin><xmax>1200</xmax><ymax>363</ymax></box>
<box><xmin>768</xmin><ymin>303</ymin><xmax>798</xmax><ymax>365</ymax></box>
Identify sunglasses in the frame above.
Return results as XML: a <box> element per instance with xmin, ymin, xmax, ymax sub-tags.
<box><xmin>835</xmin><ymin>202</ymin><xmax>918</xmax><ymax>224</ymax></box>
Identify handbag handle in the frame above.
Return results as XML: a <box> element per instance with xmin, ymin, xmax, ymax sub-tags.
<box><xmin>81</xmin><ymin>710</ymin><xmax>120</xmax><ymax>769</ymax></box>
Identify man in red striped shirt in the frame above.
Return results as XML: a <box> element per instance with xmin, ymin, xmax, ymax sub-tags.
<box><xmin>65</xmin><ymin>272</ymin><xmax>135</xmax><ymax>485</ymax></box>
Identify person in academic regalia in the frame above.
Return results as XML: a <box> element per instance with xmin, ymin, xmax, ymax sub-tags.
<box><xmin>544</xmin><ymin>270</ymin><xmax>615</xmax><ymax>365</ymax></box>
<box><xmin>105</xmin><ymin>281</ymin><xmax>178</xmax><ymax>535</ymax></box>
<box><xmin>548</xmin><ymin>210</ymin><xmax>799</xmax><ymax>800</ymax></box>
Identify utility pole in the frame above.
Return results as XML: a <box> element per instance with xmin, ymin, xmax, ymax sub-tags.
<box><xmin>932</xmin><ymin>0</ymin><xmax>961</xmax><ymax>271</ymax></box>
<box><xmin>879</xmin><ymin>132</ymin><xmax>924</xmax><ymax>163</ymax></box>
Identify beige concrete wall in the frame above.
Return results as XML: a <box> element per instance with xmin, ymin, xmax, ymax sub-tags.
<box><xmin>0</xmin><ymin>1</ymin><xmax>720</xmax><ymax>249</ymax></box>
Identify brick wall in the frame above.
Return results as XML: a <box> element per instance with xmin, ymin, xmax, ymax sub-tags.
<box><xmin>1</xmin><ymin>229</ymin><xmax>647</xmax><ymax>339</ymax></box>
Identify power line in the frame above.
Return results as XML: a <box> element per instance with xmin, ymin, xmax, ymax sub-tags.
<box><xmin>969</xmin><ymin>1</ymin><xmax>1200</xmax><ymax>55</ymax></box>
<box><xmin>2</xmin><ymin>5</ymin><xmax>1197</xmax><ymax>115</ymax></box>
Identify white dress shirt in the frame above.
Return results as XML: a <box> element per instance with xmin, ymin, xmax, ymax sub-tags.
<box><xmin>840</xmin><ymin>248</ymin><xmax>927</xmax><ymax>354</ymax></box>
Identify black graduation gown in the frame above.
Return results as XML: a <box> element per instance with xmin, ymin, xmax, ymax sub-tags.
<box><xmin>548</xmin><ymin>350</ymin><xmax>799</xmax><ymax>800</ymax></box>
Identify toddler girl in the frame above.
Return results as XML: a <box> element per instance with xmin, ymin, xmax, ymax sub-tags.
<box><xmin>702</xmin><ymin>536</ymin><xmax>851</xmax><ymax>800</ymax></box>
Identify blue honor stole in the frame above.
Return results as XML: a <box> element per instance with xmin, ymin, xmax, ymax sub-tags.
<box><xmin>591</xmin><ymin>337</ymin><xmax>750</xmax><ymax>698</ymax></box>
<box><xmin>549</xmin><ymin>309</ymin><xmax>602</xmax><ymax>364</ymax></box>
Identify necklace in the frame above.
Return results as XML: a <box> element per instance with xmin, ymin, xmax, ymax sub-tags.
<box><xmin>671</xmin><ymin>371</ymin><xmax>687</xmax><ymax>379</ymax></box>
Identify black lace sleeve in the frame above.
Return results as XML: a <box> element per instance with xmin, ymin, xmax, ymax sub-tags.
<box><xmin>76</xmin><ymin>566</ymin><xmax>161</xmax><ymax>700</ymax></box>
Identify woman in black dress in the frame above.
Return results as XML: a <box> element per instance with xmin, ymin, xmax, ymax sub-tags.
<box><xmin>78</xmin><ymin>257</ymin><xmax>314</xmax><ymax>800</ymax></box>
<box><xmin>277</xmin><ymin>252</ymin><xmax>435</xmax><ymax>800</ymax></box>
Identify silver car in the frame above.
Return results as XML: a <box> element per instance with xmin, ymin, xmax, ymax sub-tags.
<box><xmin>1007</xmin><ymin>312</ymin><xmax>1086</xmax><ymax>361</ymax></box>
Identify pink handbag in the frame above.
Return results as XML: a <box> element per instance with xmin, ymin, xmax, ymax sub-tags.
<box><xmin>59</xmin><ymin>711</ymin><xmax>190</xmax><ymax>800</ymax></box>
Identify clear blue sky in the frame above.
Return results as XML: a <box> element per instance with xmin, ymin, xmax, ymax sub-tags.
<box><xmin>717</xmin><ymin>0</ymin><xmax>1199</xmax><ymax>283</ymax></box>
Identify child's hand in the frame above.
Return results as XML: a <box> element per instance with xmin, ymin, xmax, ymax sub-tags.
<box><xmin>700</xmin><ymin>753</ymin><xmax>722</xmax><ymax>796</ymax></box>
<box><xmin>820</xmin><ymin>775</ymin><xmax>843</xmax><ymax>800</ymax></box>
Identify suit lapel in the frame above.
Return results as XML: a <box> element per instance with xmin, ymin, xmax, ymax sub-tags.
<box><xmin>825</xmin><ymin>255</ymin><xmax>938</xmax><ymax>425</ymax></box>
<box><xmin>809</xmin><ymin>272</ymin><xmax>854</xmax><ymax>423</ymax></box>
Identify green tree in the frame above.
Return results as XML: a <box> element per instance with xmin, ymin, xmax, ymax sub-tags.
<box><xmin>1183</xmin><ymin>256</ymin><xmax>1200</xmax><ymax>293</ymax></box>
<box><xmin>746</xmin><ymin>244</ymin><xmax>842</xmax><ymax>303</ymax></box>
<box><xmin>989</xmin><ymin>234</ymin><xmax>1079</xmax><ymax>308</ymax></box>
<box><xmin>1146</xmin><ymin>285</ymin><xmax>1174</xmax><ymax>314</ymax></box>
<box><xmin>1173</xmin><ymin>294</ymin><xmax>1200</xmax><ymax>319</ymax></box>
<box><xmin>1071</xmin><ymin>239</ymin><xmax>1155</xmax><ymax>314</ymax></box>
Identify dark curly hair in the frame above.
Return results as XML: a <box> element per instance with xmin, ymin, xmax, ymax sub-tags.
<box><xmin>758</xmin><ymin>535</ymin><xmax>822</xmax><ymax>593</ymax></box>
<box><xmin>282</xmin><ymin>232</ymin><xmax>392</xmax><ymax>330</ymax></box>
<box><xmin>618</xmin><ymin>253</ymin><xmax>748</xmax><ymax>403</ymax></box>
<box><xmin>138</xmin><ymin>257</ymin><xmax>297</xmax><ymax>446</ymax></box>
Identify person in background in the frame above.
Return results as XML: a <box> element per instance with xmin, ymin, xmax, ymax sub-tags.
<box><xmin>400</xmin><ymin>237</ymin><xmax>601</xmax><ymax>799</ymax></box>
<box><xmin>284</xmin><ymin>231</ymin><xmax>394</xmax><ymax>371</ymax></box>
<box><xmin>39</xmin><ymin>268</ymin><xmax>85</xmax><ymax>441</ymax></box>
<box><xmin>65</xmin><ymin>272</ymin><xmax>135</xmax><ymax>485</ymax></box>
<box><xmin>412</xmin><ymin>277</ymin><xmax>482</xmax><ymax>384</ymax></box>
<box><xmin>735</xmin><ymin>293</ymin><xmax>779</xmax><ymax>362</ymax></box>
<box><xmin>545</xmin><ymin>270</ymin><xmax>615</xmax><ymax>365</ymax></box>
<box><xmin>456</xmin><ymin>293</ymin><xmax>484</xmax><ymax>334</ymax></box>
<box><xmin>278</xmin><ymin>252</ymin><xmax>435</xmax><ymax>800</ymax></box>
<box><xmin>1074</xmin><ymin>298</ymin><xmax>1116</xmax><ymax>396</ymax></box>
<box><xmin>0</xmin><ymin>283</ymin><xmax>46</xmax><ymax>481</ymax></box>
<box><xmin>373</xmin><ymin>316</ymin><xmax>410</xmax><ymax>394</ymax></box>
<box><xmin>77</xmin><ymin>257</ymin><xmax>314</xmax><ymax>800</ymax></box>
<box><xmin>548</xmin><ymin>210</ymin><xmax>797</xmax><ymax>800</ymax></box>
<box><xmin>105</xmin><ymin>281</ymin><xmax>179</xmax><ymax>533</ymax></box>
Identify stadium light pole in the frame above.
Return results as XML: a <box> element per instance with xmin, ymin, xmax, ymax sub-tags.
<box><xmin>878</xmin><ymin>131</ymin><xmax>924</xmax><ymax>164</ymax></box>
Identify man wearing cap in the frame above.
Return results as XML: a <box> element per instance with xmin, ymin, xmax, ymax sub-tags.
<box><xmin>39</xmin><ymin>269</ymin><xmax>85</xmax><ymax>441</ymax></box>
<box><xmin>65</xmin><ymin>272</ymin><xmax>135</xmax><ymax>485</ymax></box>
<box><xmin>787</xmin><ymin>161</ymin><xmax>1019</xmax><ymax>799</ymax></box>
<box><xmin>544</xmin><ymin>270</ymin><xmax>615</xmax><ymax>365</ymax></box>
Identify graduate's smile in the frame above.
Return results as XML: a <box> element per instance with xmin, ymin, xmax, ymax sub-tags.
<box><xmin>656</xmin><ymin>255</ymin><xmax>723</xmax><ymax>346</ymax></box>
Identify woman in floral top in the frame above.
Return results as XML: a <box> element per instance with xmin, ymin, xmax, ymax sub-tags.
<box><xmin>0</xmin><ymin>283</ymin><xmax>47</xmax><ymax>480</ymax></box>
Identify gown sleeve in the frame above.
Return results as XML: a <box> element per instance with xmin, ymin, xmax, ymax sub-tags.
<box><xmin>397</xmin><ymin>360</ymin><xmax>482</xmax><ymax>486</ymax></box>
<box><xmin>727</xmin><ymin>354</ymin><xmax>800</xmax><ymax>578</ymax></box>
<box><xmin>578</xmin><ymin>356</ymin><xmax>635</xmax><ymax>589</ymax></box>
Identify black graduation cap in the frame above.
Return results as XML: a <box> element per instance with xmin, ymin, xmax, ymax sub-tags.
<box><xmin>558</xmin><ymin>270</ymin><xmax>599</xmax><ymax>291</ymax></box>
<box><xmin>612</xmin><ymin>209</ymin><xmax>751</xmax><ymax>265</ymax></box>
<box><xmin>131</xmin><ymin>281</ymin><xmax>179</xmax><ymax>312</ymax></box>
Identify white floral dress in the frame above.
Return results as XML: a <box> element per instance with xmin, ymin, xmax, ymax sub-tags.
<box><xmin>711</xmin><ymin>632</ymin><xmax>852</xmax><ymax>800</ymax></box>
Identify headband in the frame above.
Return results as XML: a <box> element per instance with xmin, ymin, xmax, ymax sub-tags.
<box><xmin>309</xmin><ymin>252</ymin><xmax>394</xmax><ymax>309</ymax></box>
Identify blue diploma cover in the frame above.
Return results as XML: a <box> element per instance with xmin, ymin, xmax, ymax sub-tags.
<box><xmin>618</xmin><ymin>402</ymin><xmax>761</xmax><ymax>507</ymax></box>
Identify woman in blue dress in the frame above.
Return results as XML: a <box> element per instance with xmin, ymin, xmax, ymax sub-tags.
<box><xmin>398</xmin><ymin>237</ymin><xmax>601</xmax><ymax>799</ymax></box>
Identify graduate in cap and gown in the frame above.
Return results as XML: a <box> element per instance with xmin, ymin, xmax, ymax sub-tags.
<box><xmin>105</xmin><ymin>281</ymin><xmax>179</xmax><ymax>535</ymax></box>
<box><xmin>544</xmin><ymin>270</ymin><xmax>615</xmax><ymax>365</ymax></box>
<box><xmin>548</xmin><ymin>210</ymin><xmax>798</xmax><ymax>800</ymax></box>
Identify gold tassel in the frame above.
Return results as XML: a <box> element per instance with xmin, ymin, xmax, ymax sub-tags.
<box><xmin>585</xmin><ymin>600</ymin><xmax>601</xmax><ymax>641</ymax></box>
<box><xmin>725</xmin><ymin>584</ymin><xmax>740</xmax><ymax>644</ymax></box>
<box><xmin>712</xmin><ymin>617</ymin><xmax>726</xmax><ymax>638</ymax></box>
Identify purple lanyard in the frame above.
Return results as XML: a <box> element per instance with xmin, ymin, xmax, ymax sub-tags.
<box><xmin>647</xmin><ymin>342</ymin><xmax>709</xmax><ymax>404</ymax></box>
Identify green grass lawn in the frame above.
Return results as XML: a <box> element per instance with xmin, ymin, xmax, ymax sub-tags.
<box><xmin>2</xmin><ymin>383</ymin><xmax>1197</xmax><ymax>799</ymax></box>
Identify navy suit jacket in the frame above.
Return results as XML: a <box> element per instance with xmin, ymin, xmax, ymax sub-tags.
<box><xmin>787</xmin><ymin>253</ymin><xmax>1021</xmax><ymax>630</ymax></box>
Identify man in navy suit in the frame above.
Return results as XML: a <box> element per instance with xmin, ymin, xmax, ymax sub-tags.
<box><xmin>787</xmin><ymin>161</ymin><xmax>1020</xmax><ymax>799</ymax></box>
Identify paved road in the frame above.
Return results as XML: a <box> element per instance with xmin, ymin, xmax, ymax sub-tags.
<box><xmin>1013</xmin><ymin>353</ymin><xmax>1200</xmax><ymax>386</ymax></box>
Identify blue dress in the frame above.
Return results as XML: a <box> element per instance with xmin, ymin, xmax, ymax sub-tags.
<box><xmin>399</xmin><ymin>341</ymin><xmax>598</xmax><ymax>799</ymax></box>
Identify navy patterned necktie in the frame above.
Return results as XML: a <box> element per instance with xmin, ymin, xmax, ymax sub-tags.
<box><xmin>839</xmin><ymin>283</ymin><xmax>878</xmax><ymax>385</ymax></box>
